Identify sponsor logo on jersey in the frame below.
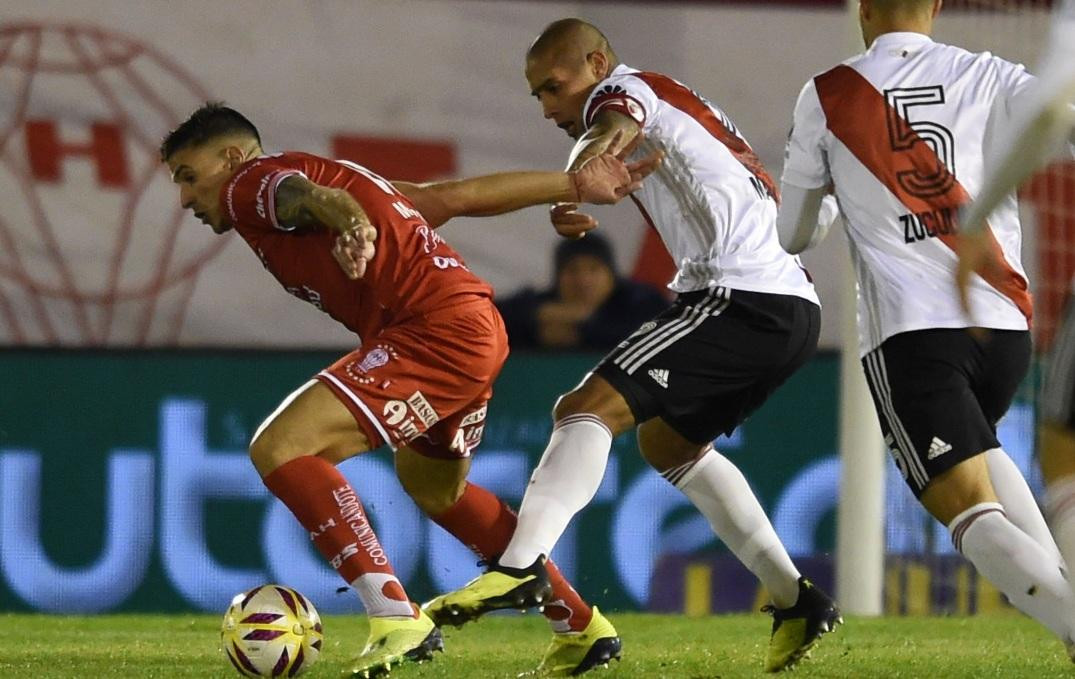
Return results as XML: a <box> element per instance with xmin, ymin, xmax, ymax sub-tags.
<box><xmin>224</xmin><ymin>160</ymin><xmax>261</xmax><ymax>223</ymax></box>
<box><xmin>331</xmin><ymin>485</ymin><xmax>388</xmax><ymax>566</ymax></box>
<box><xmin>406</xmin><ymin>390</ymin><xmax>439</xmax><ymax>427</ymax></box>
<box><xmin>284</xmin><ymin>284</ymin><xmax>323</xmax><ymax>310</ymax></box>
<box><xmin>648</xmin><ymin>368</ymin><xmax>669</xmax><ymax>389</ymax></box>
<box><xmin>309</xmin><ymin>518</ymin><xmax>336</xmax><ymax>540</ymax></box>
<box><xmin>433</xmin><ymin>255</ymin><xmax>467</xmax><ymax>270</ymax></box>
<box><xmin>392</xmin><ymin>201</ymin><xmax>423</xmax><ymax>221</ymax></box>
<box><xmin>926</xmin><ymin>436</ymin><xmax>952</xmax><ymax>460</ymax></box>
<box><xmin>588</xmin><ymin>84</ymin><xmax>646</xmax><ymax>126</ymax></box>
<box><xmin>460</xmin><ymin>405</ymin><xmax>488</xmax><ymax>427</ymax></box>
<box><xmin>415</xmin><ymin>224</ymin><xmax>444</xmax><ymax>254</ymax></box>
<box><xmin>255</xmin><ymin>173</ymin><xmax>273</xmax><ymax>219</ymax></box>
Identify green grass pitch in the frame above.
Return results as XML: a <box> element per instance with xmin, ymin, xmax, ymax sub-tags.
<box><xmin>0</xmin><ymin>612</ymin><xmax>1065</xmax><ymax>678</ymax></box>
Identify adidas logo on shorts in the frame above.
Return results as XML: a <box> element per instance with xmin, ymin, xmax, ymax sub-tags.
<box><xmin>648</xmin><ymin>368</ymin><xmax>669</xmax><ymax>389</ymax></box>
<box><xmin>926</xmin><ymin>436</ymin><xmax>953</xmax><ymax>460</ymax></box>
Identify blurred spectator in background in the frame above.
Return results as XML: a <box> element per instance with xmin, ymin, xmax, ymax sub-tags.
<box><xmin>496</xmin><ymin>232</ymin><xmax>667</xmax><ymax>351</ymax></box>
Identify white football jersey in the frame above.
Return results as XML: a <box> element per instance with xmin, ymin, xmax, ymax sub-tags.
<box><xmin>783</xmin><ymin>33</ymin><xmax>1034</xmax><ymax>355</ymax></box>
<box><xmin>583</xmin><ymin>65</ymin><xmax>818</xmax><ymax>304</ymax></box>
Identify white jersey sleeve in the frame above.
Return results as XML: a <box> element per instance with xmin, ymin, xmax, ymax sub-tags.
<box><xmin>782</xmin><ymin>81</ymin><xmax>832</xmax><ymax>190</ymax></box>
<box><xmin>988</xmin><ymin>57</ymin><xmax>1040</xmax><ymax>145</ymax></box>
<box><xmin>583</xmin><ymin>71</ymin><xmax>658</xmax><ymax>132</ymax></box>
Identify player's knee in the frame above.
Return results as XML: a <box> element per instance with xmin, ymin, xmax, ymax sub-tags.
<box><xmin>552</xmin><ymin>379</ymin><xmax>631</xmax><ymax>434</ymax></box>
<box><xmin>248</xmin><ymin>429</ymin><xmax>298</xmax><ymax>477</ymax></box>
<box><xmin>639</xmin><ymin>434</ymin><xmax>704</xmax><ymax>471</ymax></box>
<box><xmin>920</xmin><ymin>455</ymin><xmax>998</xmax><ymax>524</ymax></box>
<box><xmin>636</xmin><ymin>417</ymin><xmax>705</xmax><ymax>470</ymax></box>
<box><xmin>400</xmin><ymin>477</ymin><xmax>465</xmax><ymax>516</ymax></box>
<box><xmin>552</xmin><ymin>389</ymin><xmax>587</xmax><ymax>420</ymax></box>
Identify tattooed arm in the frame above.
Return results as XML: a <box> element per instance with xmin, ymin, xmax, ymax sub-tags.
<box><xmin>274</xmin><ymin>174</ymin><xmax>377</xmax><ymax>279</ymax></box>
<box><xmin>274</xmin><ymin>174</ymin><xmax>371</xmax><ymax>232</ymax></box>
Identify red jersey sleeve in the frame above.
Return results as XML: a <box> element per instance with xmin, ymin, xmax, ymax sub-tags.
<box><xmin>222</xmin><ymin>158</ymin><xmax>307</xmax><ymax>232</ymax></box>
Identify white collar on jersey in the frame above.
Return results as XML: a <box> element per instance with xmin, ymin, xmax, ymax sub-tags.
<box><xmin>869</xmin><ymin>31</ymin><xmax>933</xmax><ymax>57</ymax></box>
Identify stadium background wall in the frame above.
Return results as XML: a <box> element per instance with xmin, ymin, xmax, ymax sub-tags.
<box><xmin>0</xmin><ymin>1</ymin><xmax>1059</xmax><ymax>350</ymax></box>
<box><xmin>0</xmin><ymin>350</ymin><xmax>1038</xmax><ymax>615</ymax></box>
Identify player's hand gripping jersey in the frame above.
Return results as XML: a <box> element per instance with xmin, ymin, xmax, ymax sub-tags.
<box><xmin>784</xmin><ymin>33</ymin><xmax>1035</xmax><ymax>355</ymax></box>
<box><xmin>222</xmin><ymin>152</ymin><xmax>493</xmax><ymax>341</ymax></box>
<box><xmin>583</xmin><ymin>65</ymin><xmax>817</xmax><ymax>304</ymax></box>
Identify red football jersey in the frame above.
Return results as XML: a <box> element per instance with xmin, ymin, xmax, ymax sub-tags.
<box><xmin>220</xmin><ymin>152</ymin><xmax>493</xmax><ymax>340</ymax></box>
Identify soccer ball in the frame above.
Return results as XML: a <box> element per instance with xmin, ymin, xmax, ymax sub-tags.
<box><xmin>221</xmin><ymin>585</ymin><xmax>323</xmax><ymax>677</ymax></box>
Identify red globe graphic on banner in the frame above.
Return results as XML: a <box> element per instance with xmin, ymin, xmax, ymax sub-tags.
<box><xmin>0</xmin><ymin>22</ymin><xmax>225</xmax><ymax>345</ymax></box>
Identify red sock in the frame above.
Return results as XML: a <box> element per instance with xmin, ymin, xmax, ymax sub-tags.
<box><xmin>431</xmin><ymin>482</ymin><xmax>593</xmax><ymax>632</ymax></box>
<box><xmin>263</xmin><ymin>456</ymin><xmax>414</xmax><ymax>617</ymax></box>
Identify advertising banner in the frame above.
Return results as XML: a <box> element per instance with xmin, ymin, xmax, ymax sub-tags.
<box><xmin>0</xmin><ymin>350</ymin><xmax>1037</xmax><ymax>614</ymax></box>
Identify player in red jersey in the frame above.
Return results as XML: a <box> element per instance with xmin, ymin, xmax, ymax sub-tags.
<box><xmin>161</xmin><ymin>103</ymin><xmax>657</xmax><ymax>678</ymax></box>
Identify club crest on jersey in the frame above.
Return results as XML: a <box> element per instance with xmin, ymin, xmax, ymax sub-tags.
<box><xmin>357</xmin><ymin>348</ymin><xmax>390</xmax><ymax>373</ymax></box>
<box><xmin>345</xmin><ymin>343</ymin><xmax>398</xmax><ymax>384</ymax></box>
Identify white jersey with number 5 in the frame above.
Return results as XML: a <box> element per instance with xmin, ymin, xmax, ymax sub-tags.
<box><xmin>783</xmin><ymin>33</ymin><xmax>1034</xmax><ymax>355</ymax></box>
<box><xmin>583</xmin><ymin>64</ymin><xmax>818</xmax><ymax>304</ymax></box>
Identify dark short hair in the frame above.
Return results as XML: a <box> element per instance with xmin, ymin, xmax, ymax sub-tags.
<box><xmin>555</xmin><ymin>231</ymin><xmax>617</xmax><ymax>277</ymax></box>
<box><xmin>159</xmin><ymin>102</ymin><xmax>261</xmax><ymax>161</ymax></box>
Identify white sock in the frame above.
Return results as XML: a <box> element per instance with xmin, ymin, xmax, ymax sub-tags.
<box><xmin>950</xmin><ymin>502</ymin><xmax>1075</xmax><ymax>642</ymax></box>
<box><xmin>1045</xmin><ymin>475</ymin><xmax>1075</xmax><ymax>580</ymax></box>
<box><xmin>350</xmin><ymin>572</ymin><xmax>416</xmax><ymax>618</ymax></box>
<box><xmin>499</xmin><ymin>415</ymin><xmax>613</xmax><ymax>569</ymax></box>
<box><xmin>986</xmin><ymin>448</ymin><xmax>1064</xmax><ymax>565</ymax></box>
<box><xmin>672</xmin><ymin>448</ymin><xmax>802</xmax><ymax>608</ymax></box>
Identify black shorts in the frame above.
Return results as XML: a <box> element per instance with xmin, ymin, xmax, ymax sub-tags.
<box><xmin>862</xmin><ymin>328</ymin><xmax>1030</xmax><ymax>497</ymax></box>
<box><xmin>1042</xmin><ymin>294</ymin><xmax>1075</xmax><ymax>428</ymax></box>
<box><xmin>594</xmin><ymin>286</ymin><xmax>820</xmax><ymax>444</ymax></box>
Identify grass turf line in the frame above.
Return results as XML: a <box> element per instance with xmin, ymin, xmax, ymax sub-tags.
<box><xmin>0</xmin><ymin>612</ymin><xmax>1064</xmax><ymax>678</ymax></box>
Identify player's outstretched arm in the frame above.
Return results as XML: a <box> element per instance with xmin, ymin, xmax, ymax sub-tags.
<box><xmin>275</xmin><ymin>174</ymin><xmax>378</xmax><ymax>279</ymax></box>
<box><xmin>956</xmin><ymin>68</ymin><xmax>1075</xmax><ymax>316</ymax></box>
<box><xmin>565</xmin><ymin>110</ymin><xmax>642</xmax><ymax>173</ymax></box>
<box><xmin>391</xmin><ymin>140</ymin><xmax>659</xmax><ymax>229</ymax></box>
<box><xmin>961</xmin><ymin>97</ymin><xmax>1075</xmax><ymax>236</ymax></box>
<box><xmin>546</xmin><ymin>117</ymin><xmax>648</xmax><ymax>240</ymax></box>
